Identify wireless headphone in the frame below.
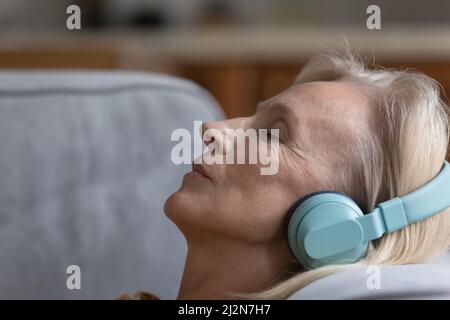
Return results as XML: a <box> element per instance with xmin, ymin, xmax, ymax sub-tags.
<box><xmin>286</xmin><ymin>160</ymin><xmax>450</xmax><ymax>270</ymax></box>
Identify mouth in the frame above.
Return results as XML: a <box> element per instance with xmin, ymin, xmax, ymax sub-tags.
<box><xmin>186</xmin><ymin>163</ymin><xmax>212</xmax><ymax>181</ymax></box>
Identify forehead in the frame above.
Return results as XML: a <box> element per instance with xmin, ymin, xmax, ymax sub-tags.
<box><xmin>264</xmin><ymin>80</ymin><xmax>378</xmax><ymax>149</ymax></box>
<box><xmin>280</xmin><ymin>81</ymin><xmax>374</xmax><ymax>118</ymax></box>
<box><xmin>270</xmin><ymin>81</ymin><xmax>377</xmax><ymax>128</ymax></box>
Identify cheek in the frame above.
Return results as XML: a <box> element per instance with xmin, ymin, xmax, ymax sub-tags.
<box><xmin>216</xmin><ymin>166</ymin><xmax>299</xmax><ymax>242</ymax></box>
<box><xmin>235</xmin><ymin>152</ymin><xmax>319</xmax><ymax>242</ymax></box>
<box><xmin>247</xmin><ymin>188</ymin><xmax>288</xmax><ymax>239</ymax></box>
<box><xmin>248</xmin><ymin>175</ymin><xmax>298</xmax><ymax>237</ymax></box>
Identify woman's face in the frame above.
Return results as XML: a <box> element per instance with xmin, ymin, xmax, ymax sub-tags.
<box><xmin>165</xmin><ymin>80</ymin><xmax>376</xmax><ymax>244</ymax></box>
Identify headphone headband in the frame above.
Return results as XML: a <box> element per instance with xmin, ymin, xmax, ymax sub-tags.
<box><xmin>358</xmin><ymin>160</ymin><xmax>450</xmax><ymax>241</ymax></box>
<box><xmin>397</xmin><ymin>160</ymin><xmax>450</xmax><ymax>223</ymax></box>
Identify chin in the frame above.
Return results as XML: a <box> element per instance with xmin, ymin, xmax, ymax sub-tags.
<box><xmin>164</xmin><ymin>186</ymin><xmax>216</xmax><ymax>237</ymax></box>
<box><xmin>164</xmin><ymin>190</ymin><xmax>182</xmax><ymax>221</ymax></box>
<box><xmin>164</xmin><ymin>188</ymin><xmax>197</xmax><ymax>221</ymax></box>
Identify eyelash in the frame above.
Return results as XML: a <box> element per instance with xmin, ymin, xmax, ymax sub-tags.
<box><xmin>264</xmin><ymin>129</ymin><xmax>282</xmax><ymax>143</ymax></box>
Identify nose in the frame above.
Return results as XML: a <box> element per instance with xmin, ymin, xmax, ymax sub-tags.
<box><xmin>201</xmin><ymin>121</ymin><xmax>225</xmax><ymax>152</ymax></box>
<box><xmin>201</xmin><ymin>118</ymin><xmax>247</xmax><ymax>144</ymax></box>
<box><xmin>201</xmin><ymin>117</ymin><xmax>248</xmax><ymax>156</ymax></box>
<box><xmin>201</xmin><ymin>121</ymin><xmax>217</xmax><ymax>146</ymax></box>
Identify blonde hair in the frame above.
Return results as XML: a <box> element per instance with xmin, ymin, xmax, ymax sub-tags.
<box><xmin>243</xmin><ymin>49</ymin><xmax>450</xmax><ymax>299</ymax></box>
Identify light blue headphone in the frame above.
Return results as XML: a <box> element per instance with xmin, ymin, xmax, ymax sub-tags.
<box><xmin>287</xmin><ymin>160</ymin><xmax>450</xmax><ymax>270</ymax></box>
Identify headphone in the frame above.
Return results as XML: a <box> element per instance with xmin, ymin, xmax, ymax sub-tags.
<box><xmin>286</xmin><ymin>160</ymin><xmax>450</xmax><ymax>270</ymax></box>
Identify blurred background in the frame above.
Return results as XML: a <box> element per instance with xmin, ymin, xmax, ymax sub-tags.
<box><xmin>1</xmin><ymin>0</ymin><xmax>450</xmax><ymax>117</ymax></box>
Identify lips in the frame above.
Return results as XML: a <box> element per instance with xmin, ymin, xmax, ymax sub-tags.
<box><xmin>191</xmin><ymin>163</ymin><xmax>212</xmax><ymax>180</ymax></box>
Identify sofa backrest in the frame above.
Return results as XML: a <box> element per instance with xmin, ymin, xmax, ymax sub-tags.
<box><xmin>0</xmin><ymin>71</ymin><xmax>223</xmax><ymax>299</ymax></box>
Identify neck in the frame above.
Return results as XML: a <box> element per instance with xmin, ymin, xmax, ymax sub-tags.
<box><xmin>177</xmin><ymin>235</ymin><xmax>298</xmax><ymax>300</ymax></box>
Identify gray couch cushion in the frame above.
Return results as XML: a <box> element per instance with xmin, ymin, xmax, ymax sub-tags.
<box><xmin>0</xmin><ymin>71</ymin><xmax>222</xmax><ymax>299</ymax></box>
<box><xmin>289</xmin><ymin>262</ymin><xmax>450</xmax><ymax>300</ymax></box>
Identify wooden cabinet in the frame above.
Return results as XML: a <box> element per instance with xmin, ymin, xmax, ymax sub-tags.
<box><xmin>182</xmin><ymin>61</ymin><xmax>450</xmax><ymax>118</ymax></box>
<box><xmin>181</xmin><ymin>63</ymin><xmax>261</xmax><ymax>118</ymax></box>
<box><xmin>0</xmin><ymin>48</ymin><xmax>117</xmax><ymax>69</ymax></box>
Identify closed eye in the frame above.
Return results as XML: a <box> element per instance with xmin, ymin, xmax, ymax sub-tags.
<box><xmin>261</xmin><ymin>128</ymin><xmax>281</xmax><ymax>143</ymax></box>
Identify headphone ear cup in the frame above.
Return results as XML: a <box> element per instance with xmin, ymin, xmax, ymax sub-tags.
<box><xmin>284</xmin><ymin>191</ymin><xmax>340</xmax><ymax>232</ymax></box>
<box><xmin>287</xmin><ymin>191</ymin><xmax>368</xmax><ymax>269</ymax></box>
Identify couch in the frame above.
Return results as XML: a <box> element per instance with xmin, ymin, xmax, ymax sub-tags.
<box><xmin>0</xmin><ymin>71</ymin><xmax>449</xmax><ymax>300</ymax></box>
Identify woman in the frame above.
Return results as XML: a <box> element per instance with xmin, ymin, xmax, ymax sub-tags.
<box><xmin>164</xmin><ymin>49</ymin><xmax>450</xmax><ymax>299</ymax></box>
